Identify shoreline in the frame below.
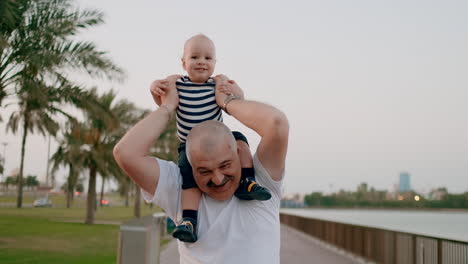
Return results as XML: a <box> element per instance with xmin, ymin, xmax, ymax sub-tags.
<box><xmin>288</xmin><ymin>207</ymin><xmax>468</xmax><ymax>213</ymax></box>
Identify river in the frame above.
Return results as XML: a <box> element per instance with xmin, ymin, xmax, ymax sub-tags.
<box><xmin>281</xmin><ymin>208</ymin><xmax>468</xmax><ymax>242</ymax></box>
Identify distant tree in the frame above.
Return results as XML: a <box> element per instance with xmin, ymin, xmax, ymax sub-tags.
<box><xmin>304</xmin><ymin>192</ymin><xmax>323</xmax><ymax>206</ymax></box>
<box><xmin>25</xmin><ymin>175</ymin><xmax>38</xmax><ymax>190</ymax></box>
<box><xmin>75</xmin><ymin>179</ymin><xmax>84</xmax><ymax>193</ymax></box>
<box><xmin>118</xmin><ymin>177</ymin><xmax>132</xmax><ymax>207</ymax></box>
<box><xmin>151</xmin><ymin>117</ymin><xmax>179</xmax><ymax>162</ymax></box>
<box><xmin>51</xmin><ymin>122</ymin><xmax>86</xmax><ymax>208</ymax></box>
<box><xmin>5</xmin><ymin>176</ymin><xmax>17</xmax><ymax>190</ymax></box>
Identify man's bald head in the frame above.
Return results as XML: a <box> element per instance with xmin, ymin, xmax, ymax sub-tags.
<box><xmin>186</xmin><ymin>121</ymin><xmax>236</xmax><ymax>165</ymax></box>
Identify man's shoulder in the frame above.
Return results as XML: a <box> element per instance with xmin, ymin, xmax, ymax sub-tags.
<box><xmin>253</xmin><ymin>153</ymin><xmax>283</xmax><ymax>200</ymax></box>
<box><xmin>143</xmin><ymin>158</ymin><xmax>181</xmax><ymax>221</ymax></box>
<box><xmin>156</xmin><ymin>158</ymin><xmax>179</xmax><ymax>170</ymax></box>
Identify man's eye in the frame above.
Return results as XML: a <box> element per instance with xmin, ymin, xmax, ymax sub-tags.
<box><xmin>200</xmin><ymin>171</ymin><xmax>210</xmax><ymax>175</ymax></box>
<box><xmin>221</xmin><ymin>164</ymin><xmax>230</xmax><ymax>169</ymax></box>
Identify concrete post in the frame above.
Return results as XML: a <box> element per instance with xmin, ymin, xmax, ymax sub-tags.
<box><xmin>117</xmin><ymin>213</ymin><xmax>166</xmax><ymax>264</ymax></box>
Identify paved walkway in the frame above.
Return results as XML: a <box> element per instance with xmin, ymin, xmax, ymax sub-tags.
<box><xmin>160</xmin><ymin>224</ymin><xmax>359</xmax><ymax>264</ymax></box>
<box><xmin>280</xmin><ymin>224</ymin><xmax>358</xmax><ymax>264</ymax></box>
<box><xmin>160</xmin><ymin>236</ymin><xmax>180</xmax><ymax>264</ymax></box>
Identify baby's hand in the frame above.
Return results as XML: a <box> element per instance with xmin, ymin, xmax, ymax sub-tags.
<box><xmin>214</xmin><ymin>74</ymin><xmax>244</xmax><ymax>99</ymax></box>
<box><xmin>150</xmin><ymin>74</ymin><xmax>181</xmax><ymax>106</ymax></box>
<box><xmin>224</xmin><ymin>80</ymin><xmax>245</xmax><ymax>99</ymax></box>
<box><xmin>215</xmin><ymin>78</ymin><xmax>245</xmax><ymax>108</ymax></box>
<box><xmin>213</xmin><ymin>74</ymin><xmax>229</xmax><ymax>88</ymax></box>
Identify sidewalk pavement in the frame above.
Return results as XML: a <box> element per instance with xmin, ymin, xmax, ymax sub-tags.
<box><xmin>160</xmin><ymin>224</ymin><xmax>359</xmax><ymax>264</ymax></box>
<box><xmin>280</xmin><ymin>224</ymin><xmax>358</xmax><ymax>264</ymax></box>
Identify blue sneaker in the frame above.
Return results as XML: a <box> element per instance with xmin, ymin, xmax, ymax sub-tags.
<box><xmin>172</xmin><ymin>217</ymin><xmax>197</xmax><ymax>243</ymax></box>
<box><xmin>235</xmin><ymin>177</ymin><xmax>272</xmax><ymax>201</ymax></box>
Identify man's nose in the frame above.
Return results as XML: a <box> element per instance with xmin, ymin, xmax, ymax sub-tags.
<box><xmin>211</xmin><ymin>171</ymin><xmax>224</xmax><ymax>186</ymax></box>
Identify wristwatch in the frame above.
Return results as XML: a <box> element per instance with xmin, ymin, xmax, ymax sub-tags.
<box><xmin>222</xmin><ymin>94</ymin><xmax>242</xmax><ymax>115</ymax></box>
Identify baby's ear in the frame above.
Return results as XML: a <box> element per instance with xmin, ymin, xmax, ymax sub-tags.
<box><xmin>181</xmin><ymin>58</ymin><xmax>187</xmax><ymax>70</ymax></box>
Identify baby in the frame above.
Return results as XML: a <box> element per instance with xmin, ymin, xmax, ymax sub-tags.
<box><xmin>151</xmin><ymin>34</ymin><xmax>271</xmax><ymax>243</ymax></box>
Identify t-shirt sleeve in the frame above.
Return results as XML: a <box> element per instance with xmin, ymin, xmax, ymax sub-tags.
<box><xmin>141</xmin><ymin>158</ymin><xmax>182</xmax><ymax>221</ymax></box>
<box><xmin>253</xmin><ymin>153</ymin><xmax>284</xmax><ymax>203</ymax></box>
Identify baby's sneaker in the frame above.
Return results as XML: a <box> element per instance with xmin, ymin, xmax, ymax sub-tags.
<box><xmin>172</xmin><ymin>217</ymin><xmax>197</xmax><ymax>243</ymax></box>
<box><xmin>235</xmin><ymin>177</ymin><xmax>272</xmax><ymax>201</ymax></box>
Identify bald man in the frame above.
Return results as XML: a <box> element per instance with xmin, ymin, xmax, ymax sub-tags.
<box><xmin>114</xmin><ymin>76</ymin><xmax>289</xmax><ymax>263</ymax></box>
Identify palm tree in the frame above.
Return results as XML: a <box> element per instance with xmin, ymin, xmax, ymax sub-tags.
<box><xmin>2</xmin><ymin>0</ymin><xmax>124</xmax><ymax>208</ymax></box>
<box><xmin>152</xmin><ymin>117</ymin><xmax>179</xmax><ymax>162</ymax></box>
<box><xmin>0</xmin><ymin>154</ymin><xmax>4</xmax><ymax>176</ymax></box>
<box><xmin>0</xmin><ymin>0</ymin><xmax>122</xmax><ymax>104</ymax></box>
<box><xmin>0</xmin><ymin>0</ymin><xmax>29</xmax><ymax>108</ymax></box>
<box><xmin>25</xmin><ymin>175</ymin><xmax>38</xmax><ymax>190</ymax></box>
<box><xmin>107</xmin><ymin>98</ymin><xmax>149</xmax><ymax>217</ymax></box>
<box><xmin>118</xmin><ymin>177</ymin><xmax>132</xmax><ymax>207</ymax></box>
<box><xmin>51</xmin><ymin>122</ymin><xmax>85</xmax><ymax>208</ymax></box>
<box><xmin>7</xmin><ymin>81</ymin><xmax>97</xmax><ymax>208</ymax></box>
<box><xmin>79</xmin><ymin>89</ymin><xmax>144</xmax><ymax>224</ymax></box>
<box><xmin>5</xmin><ymin>176</ymin><xmax>17</xmax><ymax>190</ymax></box>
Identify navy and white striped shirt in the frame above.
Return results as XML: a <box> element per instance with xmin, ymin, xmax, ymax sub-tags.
<box><xmin>176</xmin><ymin>76</ymin><xmax>223</xmax><ymax>142</ymax></box>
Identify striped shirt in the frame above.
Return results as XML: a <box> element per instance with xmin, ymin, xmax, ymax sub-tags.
<box><xmin>176</xmin><ymin>76</ymin><xmax>223</xmax><ymax>142</ymax></box>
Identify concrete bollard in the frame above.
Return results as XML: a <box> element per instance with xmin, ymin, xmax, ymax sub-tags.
<box><xmin>117</xmin><ymin>213</ymin><xmax>166</xmax><ymax>264</ymax></box>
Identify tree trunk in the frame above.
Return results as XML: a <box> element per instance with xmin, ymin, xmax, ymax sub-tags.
<box><xmin>66</xmin><ymin>164</ymin><xmax>73</xmax><ymax>208</ymax></box>
<box><xmin>51</xmin><ymin>172</ymin><xmax>55</xmax><ymax>189</ymax></box>
<box><xmin>134</xmin><ymin>186</ymin><xmax>141</xmax><ymax>218</ymax></box>
<box><xmin>99</xmin><ymin>176</ymin><xmax>105</xmax><ymax>207</ymax></box>
<box><xmin>17</xmin><ymin>116</ymin><xmax>29</xmax><ymax>208</ymax></box>
<box><xmin>124</xmin><ymin>180</ymin><xmax>129</xmax><ymax>207</ymax></box>
<box><xmin>85</xmin><ymin>165</ymin><xmax>97</xmax><ymax>224</ymax></box>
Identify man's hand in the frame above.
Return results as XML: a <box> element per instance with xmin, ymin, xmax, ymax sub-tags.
<box><xmin>214</xmin><ymin>75</ymin><xmax>245</xmax><ymax>108</ymax></box>
<box><xmin>150</xmin><ymin>74</ymin><xmax>181</xmax><ymax>106</ymax></box>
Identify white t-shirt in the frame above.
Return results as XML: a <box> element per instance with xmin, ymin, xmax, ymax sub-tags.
<box><xmin>142</xmin><ymin>153</ymin><xmax>283</xmax><ymax>264</ymax></box>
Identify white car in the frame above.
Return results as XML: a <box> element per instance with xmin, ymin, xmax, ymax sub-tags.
<box><xmin>33</xmin><ymin>197</ymin><xmax>52</xmax><ymax>207</ymax></box>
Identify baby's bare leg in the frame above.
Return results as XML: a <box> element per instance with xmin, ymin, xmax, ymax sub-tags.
<box><xmin>235</xmin><ymin>139</ymin><xmax>272</xmax><ymax>201</ymax></box>
<box><xmin>182</xmin><ymin>188</ymin><xmax>202</xmax><ymax>210</ymax></box>
<box><xmin>237</xmin><ymin>140</ymin><xmax>253</xmax><ymax>168</ymax></box>
<box><xmin>173</xmin><ymin>187</ymin><xmax>201</xmax><ymax>243</ymax></box>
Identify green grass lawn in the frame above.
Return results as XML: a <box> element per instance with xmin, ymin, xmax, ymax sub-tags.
<box><xmin>0</xmin><ymin>202</ymin><xmax>163</xmax><ymax>264</ymax></box>
<box><xmin>0</xmin><ymin>192</ymin><xmax>142</xmax><ymax>208</ymax></box>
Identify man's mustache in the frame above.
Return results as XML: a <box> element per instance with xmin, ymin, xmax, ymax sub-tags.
<box><xmin>207</xmin><ymin>175</ymin><xmax>234</xmax><ymax>188</ymax></box>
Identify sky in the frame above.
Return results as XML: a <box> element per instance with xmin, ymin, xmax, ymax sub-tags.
<box><xmin>1</xmin><ymin>0</ymin><xmax>467</xmax><ymax>195</ymax></box>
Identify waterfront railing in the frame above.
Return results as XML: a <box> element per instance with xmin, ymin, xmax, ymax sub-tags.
<box><xmin>280</xmin><ymin>212</ymin><xmax>468</xmax><ymax>264</ymax></box>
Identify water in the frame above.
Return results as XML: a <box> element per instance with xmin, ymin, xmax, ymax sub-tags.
<box><xmin>281</xmin><ymin>208</ymin><xmax>468</xmax><ymax>242</ymax></box>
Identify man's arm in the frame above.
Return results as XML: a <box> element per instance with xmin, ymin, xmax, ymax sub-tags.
<box><xmin>215</xmin><ymin>79</ymin><xmax>289</xmax><ymax>181</ymax></box>
<box><xmin>113</xmin><ymin>77</ymin><xmax>179</xmax><ymax>196</ymax></box>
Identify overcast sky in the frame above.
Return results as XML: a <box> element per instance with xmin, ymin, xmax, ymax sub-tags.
<box><xmin>1</xmin><ymin>0</ymin><xmax>467</xmax><ymax>195</ymax></box>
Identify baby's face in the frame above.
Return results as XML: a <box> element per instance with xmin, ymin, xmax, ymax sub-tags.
<box><xmin>182</xmin><ymin>37</ymin><xmax>216</xmax><ymax>83</ymax></box>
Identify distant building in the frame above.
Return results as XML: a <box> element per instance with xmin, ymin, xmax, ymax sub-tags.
<box><xmin>281</xmin><ymin>193</ymin><xmax>306</xmax><ymax>208</ymax></box>
<box><xmin>399</xmin><ymin>172</ymin><xmax>411</xmax><ymax>193</ymax></box>
<box><xmin>428</xmin><ymin>188</ymin><xmax>447</xmax><ymax>200</ymax></box>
